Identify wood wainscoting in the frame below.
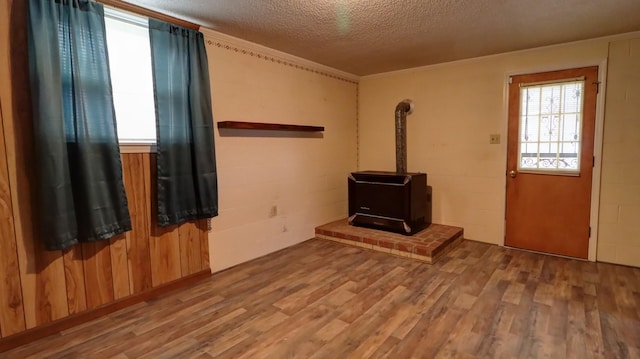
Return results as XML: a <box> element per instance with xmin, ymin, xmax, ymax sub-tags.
<box><xmin>0</xmin><ymin>152</ymin><xmax>211</xmax><ymax>352</ymax></box>
<box><xmin>0</xmin><ymin>2</ymin><xmax>210</xmax><ymax>349</ymax></box>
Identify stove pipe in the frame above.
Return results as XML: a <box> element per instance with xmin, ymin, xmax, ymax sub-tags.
<box><xmin>395</xmin><ymin>100</ymin><xmax>414</xmax><ymax>174</ymax></box>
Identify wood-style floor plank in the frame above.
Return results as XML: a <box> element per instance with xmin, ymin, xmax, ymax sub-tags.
<box><xmin>4</xmin><ymin>238</ymin><xmax>640</xmax><ymax>359</ymax></box>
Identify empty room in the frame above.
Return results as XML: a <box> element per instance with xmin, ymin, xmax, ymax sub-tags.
<box><xmin>1</xmin><ymin>0</ymin><xmax>640</xmax><ymax>358</ymax></box>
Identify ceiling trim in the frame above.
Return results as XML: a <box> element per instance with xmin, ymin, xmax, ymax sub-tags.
<box><xmin>200</xmin><ymin>28</ymin><xmax>360</xmax><ymax>84</ymax></box>
<box><xmin>361</xmin><ymin>30</ymin><xmax>640</xmax><ymax>80</ymax></box>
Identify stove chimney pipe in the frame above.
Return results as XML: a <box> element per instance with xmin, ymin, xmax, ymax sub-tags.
<box><xmin>395</xmin><ymin>99</ymin><xmax>414</xmax><ymax>174</ymax></box>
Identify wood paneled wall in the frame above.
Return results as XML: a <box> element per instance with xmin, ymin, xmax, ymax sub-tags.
<box><xmin>0</xmin><ymin>0</ymin><xmax>210</xmax><ymax>343</ymax></box>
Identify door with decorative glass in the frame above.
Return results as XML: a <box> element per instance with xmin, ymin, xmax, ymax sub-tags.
<box><xmin>505</xmin><ymin>67</ymin><xmax>598</xmax><ymax>259</ymax></box>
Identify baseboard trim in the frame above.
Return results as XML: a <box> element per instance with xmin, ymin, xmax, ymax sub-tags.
<box><xmin>0</xmin><ymin>269</ymin><xmax>212</xmax><ymax>353</ymax></box>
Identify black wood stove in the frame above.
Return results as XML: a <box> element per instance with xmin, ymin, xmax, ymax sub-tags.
<box><xmin>348</xmin><ymin>100</ymin><xmax>432</xmax><ymax>235</ymax></box>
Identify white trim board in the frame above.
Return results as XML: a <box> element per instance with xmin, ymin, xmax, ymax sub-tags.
<box><xmin>589</xmin><ymin>59</ymin><xmax>607</xmax><ymax>262</ymax></box>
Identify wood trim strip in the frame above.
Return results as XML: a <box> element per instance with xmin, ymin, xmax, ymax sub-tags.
<box><xmin>217</xmin><ymin>121</ymin><xmax>325</xmax><ymax>132</ymax></box>
<box><xmin>96</xmin><ymin>0</ymin><xmax>199</xmax><ymax>30</ymax></box>
<box><xmin>0</xmin><ymin>269</ymin><xmax>212</xmax><ymax>353</ymax></box>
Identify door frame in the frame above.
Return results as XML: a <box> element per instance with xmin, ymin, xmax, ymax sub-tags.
<box><xmin>501</xmin><ymin>59</ymin><xmax>608</xmax><ymax>262</ymax></box>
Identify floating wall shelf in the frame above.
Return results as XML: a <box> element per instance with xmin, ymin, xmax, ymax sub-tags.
<box><xmin>217</xmin><ymin>121</ymin><xmax>324</xmax><ymax>132</ymax></box>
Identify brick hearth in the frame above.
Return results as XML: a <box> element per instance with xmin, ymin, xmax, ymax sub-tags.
<box><xmin>315</xmin><ymin>219</ymin><xmax>464</xmax><ymax>264</ymax></box>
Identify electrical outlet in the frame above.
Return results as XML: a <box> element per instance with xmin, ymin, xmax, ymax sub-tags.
<box><xmin>489</xmin><ymin>134</ymin><xmax>500</xmax><ymax>144</ymax></box>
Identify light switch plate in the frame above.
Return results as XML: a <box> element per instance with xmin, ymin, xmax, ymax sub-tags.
<box><xmin>489</xmin><ymin>134</ymin><xmax>500</xmax><ymax>144</ymax></box>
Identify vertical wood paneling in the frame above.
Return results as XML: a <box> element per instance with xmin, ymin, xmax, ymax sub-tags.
<box><xmin>0</xmin><ymin>0</ymin><xmax>33</xmax><ymax>331</ymax></box>
<box><xmin>82</xmin><ymin>241</ymin><xmax>115</xmax><ymax>310</ymax></box>
<box><xmin>0</xmin><ymin>1</ymin><xmax>210</xmax><ymax>345</ymax></box>
<box><xmin>189</xmin><ymin>221</ymin><xmax>203</xmax><ymax>274</ymax></box>
<box><xmin>62</xmin><ymin>247</ymin><xmax>87</xmax><ymax>315</ymax></box>
<box><xmin>109</xmin><ymin>234</ymin><xmax>130</xmax><ymax>300</ymax></box>
<box><xmin>150</xmin><ymin>224</ymin><xmax>182</xmax><ymax>285</ymax></box>
<box><xmin>148</xmin><ymin>154</ymin><xmax>182</xmax><ymax>286</ymax></box>
<box><xmin>201</xmin><ymin>219</ymin><xmax>210</xmax><ymax>271</ymax></box>
<box><xmin>122</xmin><ymin>153</ymin><xmax>152</xmax><ymax>294</ymax></box>
<box><xmin>124</xmin><ymin>232</ymin><xmax>136</xmax><ymax>295</ymax></box>
<box><xmin>15</xmin><ymin>232</ymin><xmax>37</xmax><ymax>329</ymax></box>
<box><xmin>179</xmin><ymin>224</ymin><xmax>190</xmax><ymax>276</ymax></box>
<box><xmin>179</xmin><ymin>221</ymin><xmax>202</xmax><ymax>275</ymax></box>
<box><xmin>0</xmin><ymin>85</ymin><xmax>26</xmax><ymax>338</ymax></box>
<box><xmin>34</xmin><ymin>251</ymin><xmax>69</xmax><ymax>326</ymax></box>
<box><xmin>2</xmin><ymin>0</ymin><xmax>69</xmax><ymax>329</ymax></box>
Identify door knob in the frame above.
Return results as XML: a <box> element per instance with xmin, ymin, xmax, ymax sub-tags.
<box><xmin>509</xmin><ymin>170</ymin><xmax>517</xmax><ymax>178</ymax></box>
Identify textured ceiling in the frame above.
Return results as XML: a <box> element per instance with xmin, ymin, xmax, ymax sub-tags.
<box><xmin>123</xmin><ymin>0</ymin><xmax>640</xmax><ymax>76</ymax></box>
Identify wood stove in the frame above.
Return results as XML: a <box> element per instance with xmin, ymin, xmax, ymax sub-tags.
<box><xmin>348</xmin><ymin>171</ymin><xmax>431</xmax><ymax>235</ymax></box>
<box><xmin>348</xmin><ymin>100</ymin><xmax>432</xmax><ymax>235</ymax></box>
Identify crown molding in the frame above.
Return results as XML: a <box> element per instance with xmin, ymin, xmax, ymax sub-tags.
<box><xmin>200</xmin><ymin>27</ymin><xmax>359</xmax><ymax>84</ymax></box>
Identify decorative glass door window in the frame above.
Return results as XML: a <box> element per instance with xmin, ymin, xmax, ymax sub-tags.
<box><xmin>518</xmin><ymin>78</ymin><xmax>585</xmax><ymax>174</ymax></box>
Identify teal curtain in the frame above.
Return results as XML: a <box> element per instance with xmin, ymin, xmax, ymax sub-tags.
<box><xmin>27</xmin><ymin>0</ymin><xmax>131</xmax><ymax>250</ymax></box>
<box><xmin>149</xmin><ymin>19</ymin><xmax>218</xmax><ymax>226</ymax></box>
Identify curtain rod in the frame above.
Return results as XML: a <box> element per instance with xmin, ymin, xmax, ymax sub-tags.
<box><xmin>96</xmin><ymin>0</ymin><xmax>200</xmax><ymax>30</ymax></box>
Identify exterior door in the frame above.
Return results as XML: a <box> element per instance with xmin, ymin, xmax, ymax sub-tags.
<box><xmin>505</xmin><ymin>66</ymin><xmax>598</xmax><ymax>259</ymax></box>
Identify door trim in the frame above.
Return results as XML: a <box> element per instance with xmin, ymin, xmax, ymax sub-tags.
<box><xmin>501</xmin><ymin>60</ymin><xmax>607</xmax><ymax>261</ymax></box>
<box><xmin>589</xmin><ymin>59</ymin><xmax>608</xmax><ymax>262</ymax></box>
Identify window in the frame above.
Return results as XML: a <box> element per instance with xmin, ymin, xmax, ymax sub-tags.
<box><xmin>104</xmin><ymin>7</ymin><xmax>156</xmax><ymax>144</ymax></box>
<box><xmin>518</xmin><ymin>79</ymin><xmax>585</xmax><ymax>174</ymax></box>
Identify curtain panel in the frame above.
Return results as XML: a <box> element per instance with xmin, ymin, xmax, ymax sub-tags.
<box><xmin>149</xmin><ymin>19</ymin><xmax>218</xmax><ymax>226</ymax></box>
<box><xmin>27</xmin><ymin>0</ymin><xmax>131</xmax><ymax>250</ymax></box>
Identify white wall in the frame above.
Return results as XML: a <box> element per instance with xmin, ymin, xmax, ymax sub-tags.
<box><xmin>203</xmin><ymin>30</ymin><xmax>358</xmax><ymax>272</ymax></box>
<box><xmin>359</xmin><ymin>38</ymin><xmax>610</xmax><ymax>246</ymax></box>
<box><xmin>359</xmin><ymin>34</ymin><xmax>640</xmax><ymax>267</ymax></box>
<box><xmin>203</xmin><ymin>27</ymin><xmax>640</xmax><ymax>270</ymax></box>
<box><xmin>597</xmin><ymin>38</ymin><xmax>640</xmax><ymax>266</ymax></box>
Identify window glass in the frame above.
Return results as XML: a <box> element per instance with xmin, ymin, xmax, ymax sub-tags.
<box><xmin>518</xmin><ymin>80</ymin><xmax>584</xmax><ymax>174</ymax></box>
<box><xmin>104</xmin><ymin>8</ymin><xmax>156</xmax><ymax>143</ymax></box>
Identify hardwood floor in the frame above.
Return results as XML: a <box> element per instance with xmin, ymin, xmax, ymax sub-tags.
<box><xmin>4</xmin><ymin>238</ymin><xmax>640</xmax><ymax>358</ymax></box>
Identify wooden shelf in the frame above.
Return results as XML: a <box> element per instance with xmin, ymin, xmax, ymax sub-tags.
<box><xmin>217</xmin><ymin>121</ymin><xmax>324</xmax><ymax>132</ymax></box>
